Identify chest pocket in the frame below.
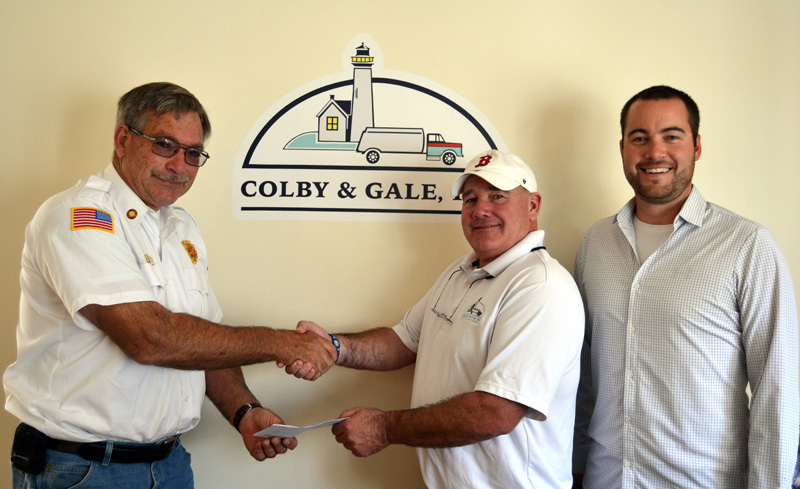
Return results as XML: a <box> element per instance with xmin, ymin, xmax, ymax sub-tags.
<box><xmin>180</xmin><ymin>267</ymin><xmax>209</xmax><ymax>317</ymax></box>
<box><xmin>139</xmin><ymin>261</ymin><xmax>167</xmax><ymax>304</ymax></box>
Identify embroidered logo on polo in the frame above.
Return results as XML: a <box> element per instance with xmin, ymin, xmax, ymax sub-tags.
<box><xmin>71</xmin><ymin>207</ymin><xmax>114</xmax><ymax>233</ymax></box>
<box><xmin>461</xmin><ymin>298</ymin><xmax>485</xmax><ymax>324</ymax></box>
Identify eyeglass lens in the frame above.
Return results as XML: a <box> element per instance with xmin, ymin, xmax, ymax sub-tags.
<box><xmin>130</xmin><ymin>127</ymin><xmax>208</xmax><ymax>167</ymax></box>
<box><xmin>150</xmin><ymin>138</ymin><xmax>208</xmax><ymax>167</ymax></box>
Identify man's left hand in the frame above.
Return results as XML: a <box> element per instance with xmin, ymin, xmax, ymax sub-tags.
<box><xmin>238</xmin><ymin>407</ymin><xmax>298</xmax><ymax>460</ymax></box>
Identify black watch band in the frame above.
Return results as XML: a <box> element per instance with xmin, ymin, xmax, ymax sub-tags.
<box><xmin>232</xmin><ymin>402</ymin><xmax>262</xmax><ymax>432</ymax></box>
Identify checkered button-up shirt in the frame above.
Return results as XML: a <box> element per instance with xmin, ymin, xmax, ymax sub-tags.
<box><xmin>573</xmin><ymin>187</ymin><xmax>798</xmax><ymax>488</ymax></box>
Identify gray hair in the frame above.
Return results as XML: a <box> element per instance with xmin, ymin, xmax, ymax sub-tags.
<box><xmin>116</xmin><ymin>82</ymin><xmax>211</xmax><ymax>142</ymax></box>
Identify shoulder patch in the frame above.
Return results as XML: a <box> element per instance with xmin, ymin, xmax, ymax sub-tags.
<box><xmin>71</xmin><ymin>207</ymin><xmax>114</xmax><ymax>233</ymax></box>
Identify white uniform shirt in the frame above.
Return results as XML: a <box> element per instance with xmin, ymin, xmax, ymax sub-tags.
<box><xmin>393</xmin><ymin>231</ymin><xmax>585</xmax><ymax>489</ymax></box>
<box><xmin>4</xmin><ymin>165</ymin><xmax>223</xmax><ymax>443</ymax></box>
<box><xmin>573</xmin><ymin>187</ymin><xmax>799</xmax><ymax>488</ymax></box>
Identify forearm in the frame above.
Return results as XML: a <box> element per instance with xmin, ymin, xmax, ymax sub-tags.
<box><xmin>80</xmin><ymin>301</ymin><xmax>336</xmax><ymax>371</ymax></box>
<box><xmin>130</xmin><ymin>313</ymin><xmax>293</xmax><ymax>369</ymax></box>
<box><xmin>384</xmin><ymin>391</ymin><xmax>525</xmax><ymax>448</ymax></box>
<box><xmin>146</xmin><ymin>313</ymin><xmax>316</xmax><ymax>369</ymax></box>
<box><xmin>205</xmin><ymin>368</ymin><xmax>259</xmax><ymax>425</ymax></box>
<box><xmin>334</xmin><ymin>391</ymin><xmax>526</xmax><ymax>457</ymax></box>
<box><xmin>338</xmin><ymin>327</ymin><xmax>416</xmax><ymax>371</ymax></box>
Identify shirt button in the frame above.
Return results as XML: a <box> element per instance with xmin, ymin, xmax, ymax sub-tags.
<box><xmin>626</xmin><ymin>370</ymin><xmax>634</xmax><ymax>378</ymax></box>
<box><xmin>624</xmin><ymin>416</ymin><xmax>632</xmax><ymax>424</ymax></box>
<box><xmin>632</xmin><ymin>282</ymin><xmax>640</xmax><ymax>290</ymax></box>
<box><xmin>624</xmin><ymin>461</ymin><xmax>633</xmax><ymax>468</ymax></box>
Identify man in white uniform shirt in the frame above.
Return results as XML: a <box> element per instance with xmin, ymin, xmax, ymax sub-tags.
<box><xmin>4</xmin><ymin>82</ymin><xmax>337</xmax><ymax>489</ymax></box>
<box><xmin>572</xmin><ymin>85</ymin><xmax>799</xmax><ymax>488</ymax></box>
<box><xmin>287</xmin><ymin>150</ymin><xmax>585</xmax><ymax>488</ymax></box>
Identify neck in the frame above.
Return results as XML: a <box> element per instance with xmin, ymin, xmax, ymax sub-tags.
<box><xmin>634</xmin><ymin>187</ymin><xmax>691</xmax><ymax>225</ymax></box>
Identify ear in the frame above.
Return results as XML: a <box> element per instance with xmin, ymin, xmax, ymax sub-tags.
<box><xmin>529</xmin><ymin>192</ymin><xmax>542</xmax><ymax>221</ymax></box>
<box><xmin>113</xmin><ymin>124</ymin><xmax>131</xmax><ymax>159</ymax></box>
<box><xmin>693</xmin><ymin>134</ymin><xmax>702</xmax><ymax>161</ymax></box>
<box><xmin>619</xmin><ymin>138</ymin><xmax>624</xmax><ymax>156</ymax></box>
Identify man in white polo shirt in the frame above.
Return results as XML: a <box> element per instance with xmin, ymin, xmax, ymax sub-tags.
<box><xmin>4</xmin><ymin>82</ymin><xmax>336</xmax><ymax>489</ymax></box>
<box><xmin>287</xmin><ymin>150</ymin><xmax>585</xmax><ymax>488</ymax></box>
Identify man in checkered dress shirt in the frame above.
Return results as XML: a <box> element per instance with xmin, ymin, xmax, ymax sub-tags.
<box><xmin>572</xmin><ymin>85</ymin><xmax>799</xmax><ymax>488</ymax></box>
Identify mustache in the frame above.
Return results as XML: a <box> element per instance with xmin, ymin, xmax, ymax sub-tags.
<box><xmin>471</xmin><ymin>219</ymin><xmax>500</xmax><ymax>228</ymax></box>
<box><xmin>152</xmin><ymin>171</ymin><xmax>190</xmax><ymax>184</ymax></box>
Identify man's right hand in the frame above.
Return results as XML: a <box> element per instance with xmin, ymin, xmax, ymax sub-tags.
<box><xmin>274</xmin><ymin>327</ymin><xmax>336</xmax><ymax>381</ymax></box>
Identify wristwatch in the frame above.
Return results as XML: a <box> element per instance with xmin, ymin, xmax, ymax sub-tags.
<box><xmin>232</xmin><ymin>402</ymin><xmax>262</xmax><ymax>432</ymax></box>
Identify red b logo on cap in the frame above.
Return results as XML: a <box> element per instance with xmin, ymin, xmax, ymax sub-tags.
<box><xmin>476</xmin><ymin>155</ymin><xmax>493</xmax><ymax>167</ymax></box>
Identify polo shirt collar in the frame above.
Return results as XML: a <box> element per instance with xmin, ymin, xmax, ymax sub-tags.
<box><xmin>461</xmin><ymin>230</ymin><xmax>546</xmax><ymax>277</ymax></box>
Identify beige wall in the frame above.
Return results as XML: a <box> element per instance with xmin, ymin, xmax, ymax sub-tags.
<box><xmin>1</xmin><ymin>1</ymin><xmax>798</xmax><ymax>487</ymax></box>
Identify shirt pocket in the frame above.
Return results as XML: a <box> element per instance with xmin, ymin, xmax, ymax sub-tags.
<box><xmin>182</xmin><ymin>267</ymin><xmax>209</xmax><ymax>318</ymax></box>
<box><xmin>140</xmin><ymin>261</ymin><xmax>167</xmax><ymax>304</ymax></box>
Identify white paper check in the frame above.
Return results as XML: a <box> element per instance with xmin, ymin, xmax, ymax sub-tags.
<box><xmin>254</xmin><ymin>418</ymin><xmax>347</xmax><ymax>438</ymax></box>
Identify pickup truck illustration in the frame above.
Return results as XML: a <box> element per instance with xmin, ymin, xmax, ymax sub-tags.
<box><xmin>355</xmin><ymin>127</ymin><xmax>463</xmax><ymax>165</ymax></box>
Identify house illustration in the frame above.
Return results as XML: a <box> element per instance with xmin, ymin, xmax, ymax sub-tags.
<box><xmin>316</xmin><ymin>96</ymin><xmax>351</xmax><ymax>142</ymax></box>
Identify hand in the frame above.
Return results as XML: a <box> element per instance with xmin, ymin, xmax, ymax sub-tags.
<box><xmin>278</xmin><ymin>321</ymin><xmax>336</xmax><ymax>380</ymax></box>
<box><xmin>296</xmin><ymin>320</ymin><xmax>329</xmax><ymax>338</ymax></box>
<box><xmin>331</xmin><ymin>406</ymin><xmax>389</xmax><ymax>457</ymax></box>
<box><xmin>273</xmin><ymin>326</ymin><xmax>336</xmax><ymax>381</ymax></box>
<box><xmin>238</xmin><ymin>407</ymin><xmax>298</xmax><ymax>461</ymax></box>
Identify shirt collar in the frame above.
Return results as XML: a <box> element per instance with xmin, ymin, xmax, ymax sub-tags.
<box><xmin>101</xmin><ymin>164</ymin><xmax>154</xmax><ymax>227</ymax></box>
<box><xmin>616</xmin><ymin>185</ymin><xmax>707</xmax><ymax>230</ymax></box>
<box><xmin>460</xmin><ymin>230</ymin><xmax>546</xmax><ymax>277</ymax></box>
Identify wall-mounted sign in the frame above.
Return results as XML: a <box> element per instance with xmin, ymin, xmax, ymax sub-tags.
<box><xmin>232</xmin><ymin>35</ymin><xmax>506</xmax><ymax>222</ymax></box>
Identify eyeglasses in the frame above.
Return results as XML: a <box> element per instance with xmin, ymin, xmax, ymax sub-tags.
<box><xmin>128</xmin><ymin>127</ymin><xmax>210</xmax><ymax>167</ymax></box>
<box><xmin>431</xmin><ymin>269</ymin><xmax>486</xmax><ymax>324</ymax></box>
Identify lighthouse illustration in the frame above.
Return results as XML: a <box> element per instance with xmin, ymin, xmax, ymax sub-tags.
<box><xmin>349</xmin><ymin>43</ymin><xmax>374</xmax><ymax>142</ymax></box>
<box><xmin>289</xmin><ymin>43</ymin><xmax>463</xmax><ymax>165</ymax></box>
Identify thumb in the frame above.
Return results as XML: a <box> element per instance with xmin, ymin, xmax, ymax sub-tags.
<box><xmin>297</xmin><ymin>320</ymin><xmax>328</xmax><ymax>338</ymax></box>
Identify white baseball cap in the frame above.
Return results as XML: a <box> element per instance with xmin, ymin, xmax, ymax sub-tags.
<box><xmin>451</xmin><ymin>149</ymin><xmax>537</xmax><ymax>197</ymax></box>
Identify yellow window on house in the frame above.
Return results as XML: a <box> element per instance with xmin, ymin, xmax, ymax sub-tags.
<box><xmin>327</xmin><ymin>117</ymin><xmax>338</xmax><ymax>130</ymax></box>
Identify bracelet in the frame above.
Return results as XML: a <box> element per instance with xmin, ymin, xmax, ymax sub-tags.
<box><xmin>232</xmin><ymin>402</ymin><xmax>262</xmax><ymax>433</ymax></box>
<box><xmin>329</xmin><ymin>333</ymin><xmax>341</xmax><ymax>364</ymax></box>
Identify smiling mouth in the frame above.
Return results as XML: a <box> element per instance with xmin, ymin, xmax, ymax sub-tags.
<box><xmin>642</xmin><ymin>168</ymin><xmax>671</xmax><ymax>174</ymax></box>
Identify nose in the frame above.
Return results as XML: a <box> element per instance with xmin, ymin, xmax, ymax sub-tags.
<box><xmin>644</xmin><ymin>139</ymin><xmax>667</xmax><ymax>160</ymax></box>
<box><xmin>163</xmin><ymin>149</ymin><xmax>189</xmax><ymax>172</ymax></box>
<box><xmin>472</xmin><ymin>197</ymin><xmax>492</xmax><ymax>218</ymax></box>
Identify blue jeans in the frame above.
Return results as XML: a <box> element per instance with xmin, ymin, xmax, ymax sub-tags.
<box><xmin>10</xmin><ymin>437</ymin><xmax>193</xmax><ymax>489</ymax></box>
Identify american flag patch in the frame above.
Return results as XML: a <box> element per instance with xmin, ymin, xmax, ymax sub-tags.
<box><xmin>71</xmin><ymin>207</ymin><xmax>114</xmax><ymax>233</ymax></box>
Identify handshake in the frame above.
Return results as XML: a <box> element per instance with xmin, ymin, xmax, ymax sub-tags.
<box><xmin>270</xmin><ymin>320</ymin><xmax>399</xmax><ymax>457</ymax></box>
<box><xmin>274</xmin><ymin>320</ymin><xmax>341</xmax><ymax>381</ymax></box>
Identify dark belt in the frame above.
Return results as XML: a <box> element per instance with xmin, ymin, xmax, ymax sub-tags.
<box><xmin>23</xmin><ymin>424</ymin><xmax>178</xmax><ymax>464</ymax></box>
